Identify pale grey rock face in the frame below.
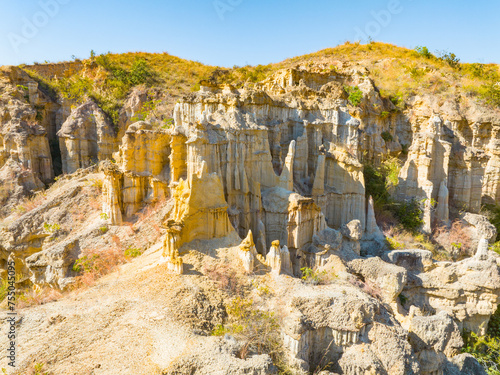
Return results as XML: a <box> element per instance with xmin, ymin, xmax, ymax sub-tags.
<box><xmin>163</xmin><ymin>335</ymin><xmax>277</xmax><ymax>375</ymax></box>
<box><xmin>26</xmin><ymin>239</ymin><xmax>80</xmax><ymax>290</ymax></box>
<box><xmin>341</xmin><ymin>220</ymin><xmax>363</xmax><ymax>242</ymax></box>
<box><xmin>463</xmin><ymin>212</ymin><xmax>498</xmax><ymax>244</ymax></box>
<box><xmin>364</xmin><ymin>196</ymin><xmax>385</xmax><ymax>242</ymax></box>
<box><xmin>404</xmin><ymin>250</ymin><xmax>500</xmax><ymax>335</ymax></box>
<box><xmin>383</xmin><ymin>249</ymin><xmax>434</xmax><ymax>273</ymax></box>
<box><xmin>281</xmin><ymin>282</ymin><xmax>420</xmax><ymax>375</ymax></box>
<box><xmin>348</xmin><ymin>256</ymin><xmax>407</xmax><ymax>305</ymax></box>
<box><xmin>409</xmin><ymin>311</ymin><xmax>463</xmax><ymax>359</ymax></box>
<box><xmin>58</xmin><ymin>100</ymin><xmax>116</xmax><ymax>174</ymax></box>
<box><xmin>443</xmin><ymin>354</ymin><xmax>488</xmax><ymax>375</ymax></box>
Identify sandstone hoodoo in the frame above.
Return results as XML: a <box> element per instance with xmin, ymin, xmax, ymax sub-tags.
<box><xmin>1</xmin><ymin>43</ymin><xmax>500</xmax><ymax>374</ymax></box>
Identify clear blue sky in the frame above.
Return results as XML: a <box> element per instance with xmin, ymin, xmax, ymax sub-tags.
<box><xmin>0</xmin><ymin>0</ymin><xmax>498</xmax><ymax>67</ymax></box>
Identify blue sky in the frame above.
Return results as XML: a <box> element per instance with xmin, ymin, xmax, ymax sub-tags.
<box><xmin>0</xmin><ymin>0</ymin><xmax>498</xmax><ymax>67</ymax></box>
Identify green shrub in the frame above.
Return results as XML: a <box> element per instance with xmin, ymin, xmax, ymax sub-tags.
<box><xmin>364</xmin><ymin>159</ymin><xmax>424</xmax><ymax>233</ymax></box>
<box><xmin>43</xmin><ymin>222</ymin><xmax>61</xmax><ymax>233</ymax></box>
<box><xmin>415</xmin><ymin>46</ymin><xmax>432</xmax><ymax>59</ymax></box>
<box><xmin>488</xmin><ymin>306</ymin><xmax>500</xmax><ymax>338</ymax></box>
<box><xmin>386</xmin><ymin>237</ymin><xmax>405</xmax><ymax>250</ymax></box>
<box><xmin>364</xmin><ymin>158</ymin><xmax>401</xmax><ymax>206</ymax></box>
<box><xmin>383</xmin><ymin>158</ymin><xmax>401</xmax><ymax>188</ymax></box>
<box><xmin>124</xmin><ymin>247</ymin><xmax>142</xmax><ymax>258</ymax></box>
<box><xmin>381</xmin><ymin>131</ymin><xmax>393</xmax><ymax>142</ymax></box>
<box><xmin>439</xmin><ymin>51</ymin><xmax>460</xmax><ymax>68</ymax></box>
<box><xmin>129</xmin><ymin>58</ymin><xmax>154</xmax><ymax>85</ymax></box>
<box><xmin>345</xmin><ymin>85</ymin><xmax>363</xmax><ymax>106</ymax></box>
<box><xmin>480</xmin><ymin>83</ymin><xmax>500</xmax><ymax>107</ymax></box>
<box><xmin>380</xmin><ymin>111</ymin><xmax>390</xmax><ymax>120</ymax></box>
<box><xmin>393</xmin><ymin>199</ymin><xmax>423</xmax><ymax>233</ymax></box>
<box><xmin>463</xmin><ymin>332</ymin><xmax>500</xmax><ymax>374</ymax></box>
<box><xmin>364</xmin><ymin>163</ymin><xmax>390</xmax><ymax>206</ymax></box>
<box><xmin>481</xmin><ymin>204</ymin><xmax>500</xmax><ymax>242</ymax></box>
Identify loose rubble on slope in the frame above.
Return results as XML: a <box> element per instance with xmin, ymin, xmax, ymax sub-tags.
<box><xmin>1</xmin><ymin>61</ymin><xmax>500</xmax><ymax>374</ymax></box>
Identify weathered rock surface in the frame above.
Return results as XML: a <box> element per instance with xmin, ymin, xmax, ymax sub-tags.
<box><xmin>408</xmin><ymin>311</ymin><xmax>463</xmax><ymax>374</ymax></box>
<box><xmin>402</xmin><ymin>247</ymin><xmax>500</xmax><ymax>335</ymax></box>
<box><xmin>58</xmin><ymin>100</ymin><xmax>116</xmax><ymax>174</ymax></box>
<box><xmin>443</xmin><ymin>353</ymin><xmax>488</xmax><ymax>375</ymax></box>
<box><xmin>281</xmin><ymin>281</ymin><xmax>420</xmax><ymax>374</ymax></box>
<box><xmin>2</xmin><ymin>59</ymin><xmax>500</xmax><ymax>375</ymax></box>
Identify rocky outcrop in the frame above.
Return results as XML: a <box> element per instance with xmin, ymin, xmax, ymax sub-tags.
<box><xmin>238</xmin><ymin>230</ymin><xmax>257</xmax><ymax>273</ymax></box>
<box><xmin>0</xmin><ymin>66</ymin><xmax>60</xmax><ymax>214</ymax></box>
<box><xmin>173</xmin><ymin>69</ymin><xmax>367</xmax><ymax>245</ymax></box>
<box><xmin>282</xmin><ymin>284</ymin><xmax>420</xmax><ymax>374</ymax></box>
<box><xmin>462</xmin><ymin>212</ymin><xmax>498</xmax><ymax>246</ymax></box>
<box><xmin>25</xmin><ymin>239</ymin><xmax>80</xmax><ymax>290</ymax></box>
<box><xmin>3</xmin><ymin>59</ymin><xmax>500</xmax><ymax>374</ymax></box>
<box><xmin>395</xmin><ymin>93</ymin><xmax>500</xmax><ymax>229</ymax></box>
<box><xmin>408</xmin><ymin>311</ymin><xmax>463</xmax><ymax>375</ymax></box>
<box><xmin>443</xmin><ymin>353</ymin><xmax>488</xmax><ymax>375</ymax></box>
<box><xmin>58</xmin><ymin>100</ymin><xmax>116</xmax><ymax>174</ymax></box>
<box><xmin>398</xmin><ymin>243</ymin><xmax>500</xmax><ymax>335</ymax></box>
<box><xmin>397</xmin><ymin>116</ymin><xmax>452</xmax><ymax>232</ymax></box>
<box><xmin>262</xmin><ymin>187</ymin><xmax>327</xmax><ymax>274</ymax></box>
<box><xmin>108</xmin><ymin>121</ymin><xmax>171</xmax><ymax>219</ymax></box>
<box><xmin>162</xmin><ymin>161</ymin><xmax>235</xmax><ymax>262</ymax></box>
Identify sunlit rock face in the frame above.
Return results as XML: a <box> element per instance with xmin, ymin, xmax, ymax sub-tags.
<box><xmin>58</xmin><ymin>100</ymin><xmax>116</xmax><ymax>174</ymax></box>
<box><xmin>172</xmin><ymin>68</ymin><xmax>367</xmax><ymax>254</ymax></box>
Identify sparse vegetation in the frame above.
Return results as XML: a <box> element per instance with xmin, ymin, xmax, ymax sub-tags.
<box><xmin>300</xmin><ymin>267</ymin><xmax>337</xmax><ymax>285</ymax></box>
<box><xmin>213</xmin><ymin>296</ymin><xmax>285</xmax><ymax>367</ymax></box>
<box><xmin>386</xmin><ymin>236</ymin><xmax>405</xmax><ymax>250</ymax></box>
<box><xmin>17</xmin><ymin>288</ymin><xmax>63</xmax><ymax>309</ymax></box>
<box><xmin>463</xmin><ymin>332</ymin><xmax>500</xmax><ymax>375</ymax></box>
<box><xmin>415</xmin><ymin>46</ymin><xmax>433</xmax><ymax>59</ymax></box>
<box><xmin>433</xmin><ymin>220</ymin><xmax>473</xmax><ymax>260</ymax></box>
<box><xmin>13</xmin><ymin>192</ymin><xmax>46</xmax><ymax>216</ymax></box>
<box><xmin>124</xmin><ymin>247</ymin><xmax>142</xmax><ymax>258</ymax></box>
<box><xmin>482</xmin><ymin>204</ymin><xmax>500</xmax><ymax>242</ymax></box>
<box><xmin>90</xmin><ymin>178</ymin><xmax>103</xmax><ymax>192</ymax></box>
<box><xmin>43</xmin><ymin>222</ymin><xmax>61</xmax><ymax>233</ymax></box>
<box><xmin>23</xmin><ymin>362</ymin><xmax>50</xmax><ymax>375</ymax></box>
<box><xmin>72</xmin><ymin>248</ymin><xmax>126</xmax><ymax>288</ymax></box>
<box><xmin>345</xmin><ymin>85</ymin><xmax>363</xmax><ymax>106</ymax></box>
<box><xmin>203</xmin><ymin>262</ymin><xmax>243</xmax><ymax>294</ymax></box>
